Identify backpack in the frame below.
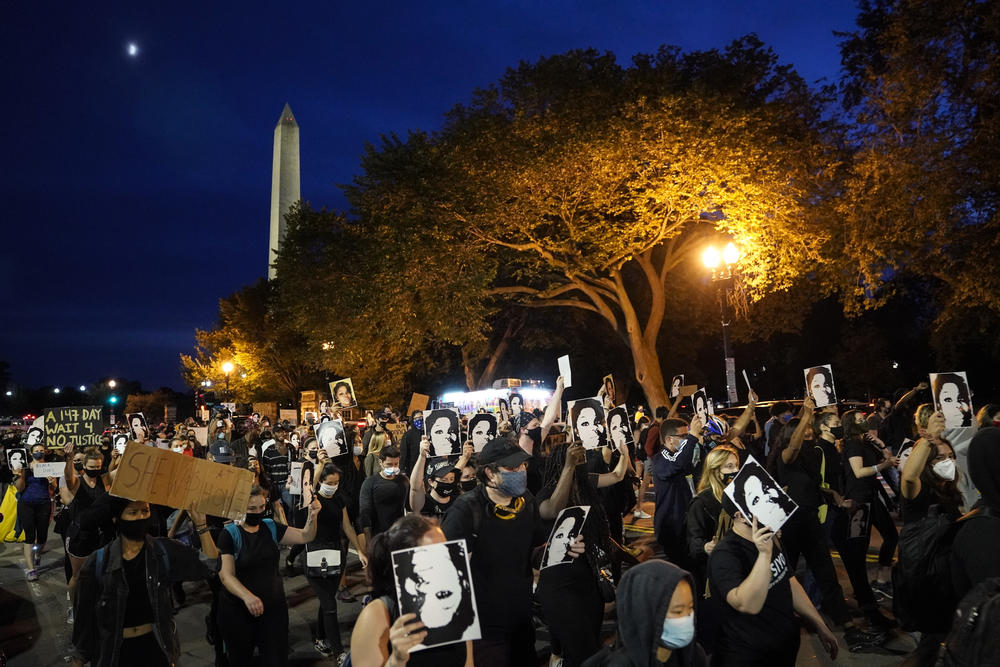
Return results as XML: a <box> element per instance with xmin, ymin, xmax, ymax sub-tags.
<box><xmin>223</xmin><ymin>519</ymin><xmax>278</xmax><ymax>560</ymax></box>
<box><xmin>936</xmin><ymin>577</ymin><xmax>1000</xmax><ymax>667</ymax></box>
<box><xmin>893</xmin><ymin>504</ymin><xmax>972</xmax><ymax>632</ymax></box>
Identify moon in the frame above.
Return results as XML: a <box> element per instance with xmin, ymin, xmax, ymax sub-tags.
<box><xmin>127</xmin><ymin>42</ymin><xmax>139</xmax><ymax>57</ymax></box>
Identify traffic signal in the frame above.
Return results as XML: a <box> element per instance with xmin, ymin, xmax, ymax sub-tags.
<box><xmin>108</xmin><ymin>395</ymin><xmax>118</xmax><ymax>405</ymax></box>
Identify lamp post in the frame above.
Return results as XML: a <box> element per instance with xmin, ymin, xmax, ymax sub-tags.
<box><xmin>703</xmin><ymin>242</ymin><xmax>741</xmax><ymax>406</ymax></box>
<box><xmin>222</xmin><ymin>362</ymin><xmax>234</xmax><ymax>400</ymax></box>
<box><xmin>107</xmin><ymin>379</ymin><xmax>117</xmax><ymax>424</ymax></box>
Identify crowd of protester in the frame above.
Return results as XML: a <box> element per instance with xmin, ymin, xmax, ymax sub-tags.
<box><xmin>0</xmin><ymin>377</ymin><xmax>998</xmax><ymax>667</ymax></box>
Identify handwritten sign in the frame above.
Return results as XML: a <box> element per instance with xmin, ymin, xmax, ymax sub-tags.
<box><xmin>44</xmin><ymin>406</ymin><xmax>103</xmax><ymax>450</ymax></box>
<box><xmin>33</xmin><ymin>462</ymin><xmax>66</xmax><ymax>478</ymax></box>
<box><xmin>110</xmin><ymin>442</ymin><xmax>253</xmax><ymax>520</ymax></box>
<box><xmin>407</xmin><ymin>393</ymin><xmax>430</xmax><ymax>417</ymax></box>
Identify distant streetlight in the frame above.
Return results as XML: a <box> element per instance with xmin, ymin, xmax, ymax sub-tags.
<box><xmin>703</xmin><ymin>241</ymin><xmax>741</xmax><ymax>405</ymax></box>
<box><xmin>108</xmin><ymin>379</ymin><xmax>117</xmax><ymax>389</ymax></box>
<box><xmin>5</xmin><ymin>390</ymin><xmax>12</xmax><ymax>397</ymax></box>
<box><xmin>79</xmin><ymin>385</ymin><xmax>87</xmax><ymax>392</ymax></box>
<box><xmin>222</xmin><ymin>361</ymin><xmax>234</xmax><ymax>399</ymax></box>
<box><xmin>54</xmin><ymin>387</ymin><xmax>61</xmax><ymax>394</ymax></box>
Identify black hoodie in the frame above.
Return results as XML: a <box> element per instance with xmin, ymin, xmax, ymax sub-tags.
<box><xmin>583</xmin><ymin>560</ymin><xmax>707</xmax><ymax>667</ymax></box>
<box><xmin>951</xmin><ymin>427</ymin><xmax>1000</xmax><ymax>599</ymax></box>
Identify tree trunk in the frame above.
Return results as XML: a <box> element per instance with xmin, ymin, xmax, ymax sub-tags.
<box><xmin>461</xmin><ymin>347</ymin><xmax>478</xmax><ymax>392</ymax></box>
<box><xmin>629</xmin><ymin>332</ymin><xmax>670</xmax><ymax>410</ymax></box>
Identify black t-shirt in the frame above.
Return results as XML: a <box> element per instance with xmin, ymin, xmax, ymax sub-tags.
<box><xmin>814</xmin><ymin>438</ymin><xmax>844</xmax><ymax>495</ymax></box>
<box><xmin>420</xmin><ymin>491</ymin><xmax>454</xmax><ymax>519</ymax></box>
<box><xmin>314</xmin><ymin>492</ymin><xmax>345</xmax><ymax>544</ymax></box>
<box><xmin>218</xmin><ymin>521</ymin><xmax>289</xmax><ymax>608</ymax></box>
<box><xmin>359</xmin><ymin>474</ymin><xmax>408</xmax><ymax>533</ymax></box>
<box><xmin>708</xmin><ymin>531</ymin><xmax>796</xmax><ymax>662</ymax></box>
<box><xmin>441</xmin><ymin>487</ymin><xmax>547</xmax><ymax>633</ymax></box>
<box><xmin>122</xmin><ymin>545</ymin><xmax>154</xmax><ymax>626</ymax></box>
<box><xmin>842</xmin><ymin>438</ymin><xmax>880</xmax><ymax>503</ymax></box>
<box><xmin>951</xmin><ymin>510</ymin><xmax>1000</xmax><ymax>600</ymax></box>
<box><xmin>776</xmin><ymin>445</ymin><xmax>823</xmax><ymax>510</ymax></box>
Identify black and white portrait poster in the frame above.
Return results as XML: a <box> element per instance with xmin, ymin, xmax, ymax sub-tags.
<box><xmin>568</xmin><ymin>397</ymin><xmax>608</xmax><ymax>450</ymax></box>
<box><xmin>127</xmin><ymin>413</ymin><xmax>148</xmax><ymax>442</ymax></box>
<box><xmin>607</xmin><ymin>406</ymin><xmax>633</xmax><ymax>449</ymax></box>
<box><xmin>392</xmin><ymin>538</ymin><xmax>481</xmax><ymax>651</ymax></box>
<box><xmin>314</xmin><ymin>418</ymin><xmax>347</xmax><ymax>458</ymax></box>
<box><xmin>6</xmin><ymin>448</ymin><xmax>27</xmax><ymax>471</ymax></box>
<box><xmin>724</xmin><ymin>455</ymin><xmax>798</xmax><ymax>532</ymax></box>
<box><xmin>930</xmin><ymin>371</ymin><xmax>974</xmax><ymax>429</ymax></box>
<box><xmin>541</xmin><ymin>505</ymin><xmax>590</xmax><ymax>569</ymax></box>
<box><xmin>803</xmin><ymin>365</ymin><xmax>837</xmax><ymax>409</ymax></box>
<box><xmin>329</xmin><ymin>378</ymin><xmax>357</xmax><ymax>409</ymax></box>
<box><xmin>424</xmin><ymin>408</ymin><xmax>461</xmax><ymax>458</ymax></box>
<box><xmin>25</xmin><ymin>426</ymin><xmax>44</xmax><ymax>447</ymax></box>
<box><xmin>465</xmin><ymin>413</ymin><xmax>498</xmax><ymax>453</ymax></box>
<box><xmin>691</xmin><ymin>389</ymin><xmax>710</xmax><ymax>425</ymax></box>
<box><xmin>112</xmin><ymin>433</ymin><xmax>129</xmax><ymax>454</ymax></box>
<box><xmin>670</xmin><ymin>374</ymin><xmax>684</xmax><ymax>399</ymax></box>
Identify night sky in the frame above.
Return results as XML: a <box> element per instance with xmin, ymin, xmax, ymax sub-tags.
<box><xmin>1</xmin><ymin>1</ymin><xmax>859</xmax><ymax>391</ymax></box>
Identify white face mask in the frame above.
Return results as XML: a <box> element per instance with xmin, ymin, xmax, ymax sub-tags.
<box><xmin>353</xmin><ymin>445</ymin><xmax>363</xmax><ymax>456</ymax></box>
<box><xmin>382</xmin><ymin>467</ymin><xmax>398</xmax><ymax>477</ymax></box>
<box><xmin>319</xmin><ymin>483</ymin><xmax>338</xmax><ymax>497</ymax></box>
<box><xmin>171</xmin><ymin>447</ymin><xmax>184</xmax><ymax>454</ymax></box>
<box><xmin>933</xmin><ymin>458</ymin><xmax>957</xmax><ymax>481</ymax></box>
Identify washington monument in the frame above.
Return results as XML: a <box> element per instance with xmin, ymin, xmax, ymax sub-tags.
<box><xmin>268</xmin><ymin>103</ymin><xmax>300</xmax><ymax>279</ymax></box>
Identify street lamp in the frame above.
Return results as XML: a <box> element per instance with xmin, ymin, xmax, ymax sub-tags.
<box><xmin>108</xmin><ymin>379</ymin><xmax>117</xmax><ymax>389</ymax></box>
<box><xmin>222</xmin><ymin>361</ymin><xmax>234</xmax><ymax>399</ymax></box>
<box><xmin>703</xmin><ymin>241</ymin><xmax>741</xmax><ymax>405</ymax></box>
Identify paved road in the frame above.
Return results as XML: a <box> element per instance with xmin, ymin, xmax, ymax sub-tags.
<box><xmin>0</xmin><ymin>499</ymin><xmax>915</xmax><ymax>666</ymax></box>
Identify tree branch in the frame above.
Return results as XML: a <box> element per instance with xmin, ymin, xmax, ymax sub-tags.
<box><xmin>636</xmin><ymin>249</ymin><xmax>666</xmax><ymax>346</ymax></box>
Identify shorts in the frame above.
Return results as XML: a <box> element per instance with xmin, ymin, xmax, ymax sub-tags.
<box><xmin>17</xmin><ymin>500</ymin><xmax>51</xmax><ymax>544</ymax></box>
<box><xmin>67</xmin><ymin>530</ymin><xmax>102</xmax><ymax>558</ymax></box>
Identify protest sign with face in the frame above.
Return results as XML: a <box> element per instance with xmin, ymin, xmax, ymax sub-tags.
<box><xmin>930</xmin><ymin>371</ymin><xmax>973</xmax><ymax>429</ymax></box>
<box><xmin>6</xmin><ymin>448</ymin><xmax>27</xmax><ymax>471</ymax></box>
<box><xmin>724</xmin><ymin>455</ymin><xmax>798</xmax><ymax>532</ymax></box>
<box><xmin>314</xmin><ymin>419</ymin><xmax>347</xmax><ymax>458</ymax></box>
<box><xmin>606</xmin><ymin>406</ymin><xmax>633</xmax><ymax>449</ymax></box>
<box><xmin>670</xmin><ymin>374</ymin><xmax>685</xmax><ymax>399</ymax></box>
<box><xmin>803</xmin><ymin>365</ymin><xmax>837</xmax><ymax>409</ymax></box>
<box><xmin>541</xmin><ymin>505</ymin><xmax>590</xmax><ymax>569</ymax></box>
<box><xmin>127</xmin><ymin>413</ymin><xmax>149</xmax><ymax>442</ymax></box>
<box><xmin>424</xmin><ymin>408</ymin><xmax>461</xmax><ymax>458</ymax></box>
<box><xmin>330</xmin><ymin>378</ymin><xmax>357</xmax><ymax>409</ymax></box>
<box><xmin>465</xmin><ymin>413</ymin><xmax>498</xmax><ymax>453</ymax></box>
<box><xmin>392</xmin><ymin>539</ymin><xmax>480</xmax><ymax>651</ymax></box>
<box><xmin>568</xmin><ymin>398</ymin><xmax>608</xmax><ymax>450</ymax></box>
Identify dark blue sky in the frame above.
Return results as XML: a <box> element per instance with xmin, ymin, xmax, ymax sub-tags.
<box><xmin>0</xmin><ymin>1</ymin><xmax>859</xmax><ymax>391</ymax></box>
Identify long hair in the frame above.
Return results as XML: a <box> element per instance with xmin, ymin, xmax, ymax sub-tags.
<box><xmin>697</xmin><ymin>446</ymin><xmax>739</xmax><ymax>501</ymax></box>
<box><xmin>368</xmin><ymin>432</ymin><xmax>387</xmax><ymax>457</ymax></box>
<box><xmin>367</xmin><ymin>514</ymin><xmax>439</xmax><ymax>598</ymax></box>
<box><xmin>314</xmin><ymin>462</ymin><xmax>343</xmax><ymax>490</ymax></box>
<box><xmin>842</xmin><ymin>410</ymin><xmax>867</xmax><ymax>440</ymax></box>
<box><xmin>919</xmin><ymin>438</ymin><xmax>964</xmax><ymax>514</ymax></box>
<box><xmin>541</xmin><ymin>443</ymin><xmax>611</xmax><ymax>576</ymax></box>
<box><xmin>765</xmin><ymin>418</ymin><xmax>801</xmax><ymax>475</ymax></box>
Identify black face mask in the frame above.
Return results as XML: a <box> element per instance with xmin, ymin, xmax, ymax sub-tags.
<box><xmin>830</xmin><ymin>425</ymin><xmax>845</xmax><ymax>440</ymax></box>
<box><xmin>307</xmin><ymin>450</ymin><xmax>318</xmax><ymax>460</ymax></box>
<box><xmin>528</xmin><ymin>427</ymin><xmax>542</xmax><ymax>448</ymax></box>
<box><xmin>435</xmin><ymin>481</ymin><xmax>457</xmax><ymax>497</ymax></box>
<box><xmin>244</xmin><ymin>511</ymin><xmax>264</xmax><ymax>527</ymax></box>
<box><xmin>84</xmin><ymin>468</ymin><xmax>101</xmax><ymax>478</ymax></box>
<box><xmin>117</xmin><ymin>517</ymin><xmax>149</xmax><ymax>540</ymax></box>
<box><xmin>460</xmin><ymin>479</ymin><xmax>477</xmax><ymax>492</ymax></box>
<box><xmin>721</xmin><ymin>471</ymin><xmax>737</xmax><ymax>486</ymax></box>
<box><xmin>73</xmin><ymin>461</ymin><xmax>85</xmax><ymax>472</ymax></box>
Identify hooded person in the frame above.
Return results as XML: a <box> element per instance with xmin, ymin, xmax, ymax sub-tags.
<box><xmin>583</xmin><ymin>560</ymin><xmax>707</xmax><ymax>667</ymax></box>
<box><xmin>951</xmin><ymin>427</ymin><xmax>1000</xmax><ymax>600</ymax></box>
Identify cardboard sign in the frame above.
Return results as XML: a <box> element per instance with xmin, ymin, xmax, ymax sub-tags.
<box><xmin>386</xmin><ymin>422</ymin><xmax>408</xmax><ymax>443</ymax></box>
<box><xmin>408</xmin><ymin>393</ymin><xmax>430</xmax><ymax>417</ymax></box>
<box><xmin>677</xmin><ymin>385</ymin><xmax>699</xmax><ymax>397</ymax></box>
<box><xmin>43</xmin><ymin>406</ymin><xmax>103</xmax><ymax>450</ymax></box>
<box><xmin>557</xmin><ymin>355</ymin><xmax>572</xmax><ymax>388</ymax></box>
<box><xmin>32</xmin><ymin>462</ymin><xmax>66</xmax><ymax>478</ymax></box>
<box><xmin>110</xmin><ymin>442</ymin><xmax>253</xmax><ymax>520</ymax></box>
<box><xmin>279</xmin><ymin>409</ymin><xmax>298</xmax><ymax>426</ymax></box>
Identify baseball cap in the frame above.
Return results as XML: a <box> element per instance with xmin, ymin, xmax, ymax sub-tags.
<box><xmin>210</xmin><ymin>440</ymin><xmax>233</xmax><ymax>463</ymax></box>
<box><xmin>427</xmin><ymin>459</ymin><xmax>456</xmax><ymax>479</ymax></box>
<box><xmin>478</xmin><ymin>438</ymin><xmax>531</xmax><ymax>468</ymax></box>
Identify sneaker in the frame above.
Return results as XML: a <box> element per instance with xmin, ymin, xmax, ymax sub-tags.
<box><xmin>313</xmin><ymin>639</ymin><xmax>334</xmax><ymax>657</ymax></box>
<box><xmin>26</xmin><ymin>569</ymin><xmax>38</xmax><ymax>582</ymax></box>
<box><xmin>844</xmin><ymin>626</ymin><xmax>885</xmax><ymax>652</ymax></box>
<box><xmin>337</xmin><ymin>586</ymin><xmax>357</xmax><ymax>603</ymax></box>
<box><xmin>67</xmin><ymin>607</ymin><xmax>74</xmax><ymax>625</ymax></box>
<box><xmin>336</xmin><ymin>651</ymin><xmax>349</xmax><ymax>667</ymax></box>
<box><xmin>871</xmin><ymin>580</ymin><xmax>893</xmax><ymax>600</ymax></box>
<box><xmin>632</xmin><ymin>510</ymin><xmax>652</xmax><ymax>519</ymax></box>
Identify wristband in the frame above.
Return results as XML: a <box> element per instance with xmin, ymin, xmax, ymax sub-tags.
<box><xmin>872</xmin><ymin>465</ymin><xmax>879</xmax><ymax>475</ymax></box>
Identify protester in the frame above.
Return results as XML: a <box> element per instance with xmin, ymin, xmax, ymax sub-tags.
<box><xmin>409</xmin><ymin>438</ymin><xmax>473</xmax><ymax>519</ymax></box>
<box><xmin>951</xmin><ymin>427</ymin><xmax>1000</xmax><ymax>599</ymax></box>
<box><xmin>217</xmin><ymin>486</ymin><xmax>320</xmax><ymax>666</ymax></box>
<box><xmin>763</xmin><ymin>401</ymin><xmax>792</xmax><ymax>458</ymax></box>
<box><xmin>707</xmin><ymin>496</ymin><xmax>839</xmax><ymax>665</ymax></box>
<box><xmin>306</xmin><ymin>462</ymin><xmax>368</xmax><ymax>662</ymax></box>
<box><xmin>399</xmin><ymin>410</ymin><xmax>424</xmax><ymax>476</ymax></box>
<box><xmin>686</xmin><ymin>445</ymin><xmax>740</xmax><ymax>582</ymax></box>
<box><xmin>878</xmin><ymin>382</ymin><xmax>929</xmax><ymax>454</ymax></box>
<box><xmin>363</xmin><ymin>428</ymin><xmax>388</xmax><ymax>477</ymax></box>
<box><xmin>14</xmin><ymin>441</ymin><xmax>55</xmax><ymax>580</ymax></box>
<box><xmin>350</xmin><ymin>514</ymin><xmax>471</xmax><ymax>666</ymax></box>
<box><xmin>537</xmin><ymin>437</ymin><xmax>629</xmax><ymax>667</ymax></box>
<box><xmin>841</xmin><ymin>410</ymin><xmax>899</xmax><ymax>599</ymax></box>
<box><xmin>636</xmin><ymin>407</ymin><xmax>670</xmax><ymax>520</ymax></box>
<box><xmin>442</xmin><ymin>437</ymin><xmax>583</xmax><ymax>666</ymax></box>
<box><xmin>583</xmin><ymin>559</ymin><xmax>707</xmax><ymax>667</ymax></box>
<box><xmin>261</xmin><ymin>427</ymin><xmax>294</xmax><ymax>520</ymax></box>
<box><xmin>70</xmin><ymin>497</ymin><xmax>219</xmax><ymax>667</ymax></box>
<box><xmin>62</xmin><ymin>443</ymin><xmax>115</xmax><ymax>595</ymax></box>
<box><xmin>975</xmin><ymin>404</ymin><xmax>1000</xmax><ymax>429</ymax></box>
<box><xmin>653</xmin><ymin>417</ymin><xmax>703</xmax><ymax>568</ymax></box>
<box><xmin>358</xmin><ymin>445</ymin><xmax>408</xmax><ymax>544</ymax></box>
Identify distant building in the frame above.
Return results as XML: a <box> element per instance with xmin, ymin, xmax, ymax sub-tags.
<box><xmin>268</xmin><ymin>104</ymin><xmax>300</xmax><ymax>279</ymax></box>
